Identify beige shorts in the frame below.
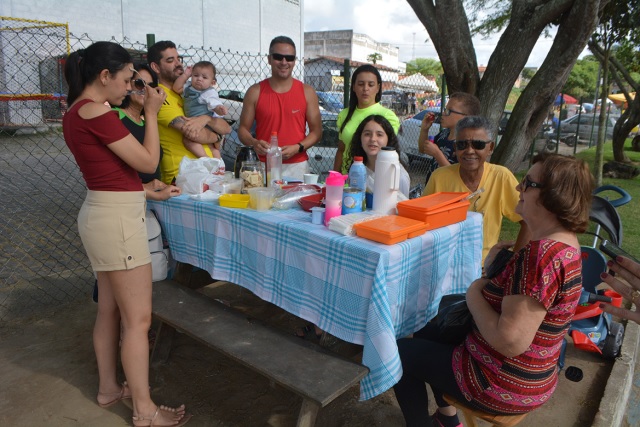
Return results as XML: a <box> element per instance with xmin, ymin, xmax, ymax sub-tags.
<box><xmin>78</xmin><ymin>190</ymin><xmax>150</xmax><ymax>272</ymax></box>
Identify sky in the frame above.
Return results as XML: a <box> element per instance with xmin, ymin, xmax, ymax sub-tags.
<box><xmin>304</xmin><ymin>0</ymin><xmax>562</xmax><ymax>68</ymax></box>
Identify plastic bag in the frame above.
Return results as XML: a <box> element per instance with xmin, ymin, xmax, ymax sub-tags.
<box><xmin>433</xmin><ymin>294</ymin><xmax>472</xmax><ymax>345</ymax></box>
<box><xmin>272</xmin><ymin>185</ymin><xmax>320</xmax><ymax>210</ymax></box>
<box><xmin>175</xmin><ymin>157</ymin><xmax>225</xmax><ymax>195</ymax></box>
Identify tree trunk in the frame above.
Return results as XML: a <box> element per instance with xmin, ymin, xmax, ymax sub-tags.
<box><xmin>406</xmin><ymin>0</ymin><xmax>479</xmax><ymax>94</ymax></box>
<box><xmin>590</xmin><ymin>40</ymin><xmax>640</xmax><ymax>163</ymax></box>
<box><xmin>406</xmin><ymin>0</ymin><xmax>610</xmax><ymax>170</ymax></box>
<box><xmin>594</xmin><ymin>48</ymin><xmax>610</xmax><ymax>187</ymax></box>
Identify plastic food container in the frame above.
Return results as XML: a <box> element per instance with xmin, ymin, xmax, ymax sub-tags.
<box><xmin>248</xmin><ymin>187</ymin><xmax>276</xmax><ymax>211</ymax></box>
<box><xmin>396</xmin><ymin>192</ymin><xmax>470</xmax><ymax>230</ymax></box>
<box><xmin>353</xmin><ymin>215</ymin><xmax>429</xmax><ymax>245</ymax></box>
<box><xmin>219</xmin><ymin>194</ymin><xmax>250</xmax><ymax>209</ymax></box>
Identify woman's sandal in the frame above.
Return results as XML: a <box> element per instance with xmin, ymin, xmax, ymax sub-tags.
<box><xmin>97</xmin><ymin>381</ymin><xmax>132</xmax><ymax>408</ymax></box>
<box><xmin>132</xmin><ymin>405</ymin><xmax>192</xmax><ymax>427</ymax></box>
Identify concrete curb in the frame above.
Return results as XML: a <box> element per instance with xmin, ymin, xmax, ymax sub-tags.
<box><xmin>592</xmin><ymin>314</ymin><xmax>639</xmax><ymax>427</ymax></box>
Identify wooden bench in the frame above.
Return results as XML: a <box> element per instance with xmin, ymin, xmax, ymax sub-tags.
<box><xmin>150</xmin><ymin>279</ymin><xmax>369</xmax><ymax>427</ymax></box>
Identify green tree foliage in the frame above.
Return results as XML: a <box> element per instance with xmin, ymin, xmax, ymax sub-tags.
<box><xmin>367</xmin><ymin>52</ymin><xmax>382</xmax><ymax>64</ymax></box>
<box><xmin>406</xmin><ymin>58</ymin><xmax>443</xmax><ymax>77</ymax></box>
<box><xmin>563</xmin><ymin>57</ymin><xmax>600</xmax><ymax>101</ymax></box>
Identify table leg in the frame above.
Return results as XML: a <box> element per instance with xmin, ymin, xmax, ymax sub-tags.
<box><xmin>150</xmin><ymin>321</ymin><xmax>176</xmax><ymax>368</ymax></box>
<box><xmin>296</xmin><ymin>398</ymin><xmax>320</xmax><ymax>427</ymax></box>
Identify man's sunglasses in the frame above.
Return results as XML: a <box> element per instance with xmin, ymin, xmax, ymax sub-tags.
<box><xmin>454</xmin><ymin>139</ymin><xmax>491</xmax><ymax>150</ymax></box>
<box><xmin>271</xmin><ymin>53</ymin><xmax>296</xmax><ymax>62</ymax></box>
<box><xmin>521</xmin><ymin>175</ymin><xmax>543</xmax><ymax>192</ymax></box>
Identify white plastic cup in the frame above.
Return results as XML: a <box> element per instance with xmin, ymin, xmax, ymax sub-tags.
<box><xmin>310</xmin><ymin>206</ymin><xmax>325</xmax><ymax>225</ymax></box>
<box><xmin>303</xmin><ymin>173</ymin><xmax>319</xmax><ymax>184</ymax></box>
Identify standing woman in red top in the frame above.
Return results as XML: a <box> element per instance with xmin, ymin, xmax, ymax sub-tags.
<box><xmin>63</xmin><ymin>41</ymin><xmax>191</xmax><ymax>427</ymax></box>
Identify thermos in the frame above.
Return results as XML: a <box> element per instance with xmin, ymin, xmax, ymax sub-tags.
<box><xmin>372</xmin><ymin>147</ymin><xmax>400</xmax><ymax>215</ymax></box>
<box><xmin>324</xmin><ymin>170</ymin><xmax>348</xmax><ymax>226</ymax></box>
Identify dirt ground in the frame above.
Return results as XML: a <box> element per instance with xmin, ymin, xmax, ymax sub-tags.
<box><xmin>0</xmin><ymin>272</ymin><xmax>614</xmax><ymax>427</ymax></box>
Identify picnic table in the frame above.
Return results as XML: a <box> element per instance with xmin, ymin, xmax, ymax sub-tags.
<box><xmin>148</xmin><ymin>196</ymin><xmax>482</xmax><ymax>400</ymax></box>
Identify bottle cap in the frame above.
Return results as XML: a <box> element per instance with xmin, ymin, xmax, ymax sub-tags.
<box><xmin>271</xmin><ymin>131</ymin><xmax>277</xmax><ymax>137</ymax></box>
<box><xmin>381</xmin><ymin>147</ymin><xmax>395</xmax><ymax>151</ymax></box>
<box><xmin>325</xmin><ymin>170</ymin><xmax>348</xmax><ymax>186</ymax></box>
<box><xmin>353</xmin><ymin>156</ymin><xmax>364</xmax><ymax>162</ymax></box>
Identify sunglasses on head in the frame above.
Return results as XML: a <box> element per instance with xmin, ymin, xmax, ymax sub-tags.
<box><xmin>521</xmin><ymin>175</ymin><xmax>543</xmax><ymax>192</ymax></box>
<box><xmin>454</xmin><ymin>139</ymin><xmax>491</xmax><ymax>150</ymax></box>
<box><xmin>271</xmin><ymin>53</ymin><xmax>296</xmax><ymax>62</ymax></box>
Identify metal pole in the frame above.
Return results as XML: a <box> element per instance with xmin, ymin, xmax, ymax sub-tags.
<box><xmin>146</xmin><ymin>34</ymin><xmax>155</xmax><ymax>49</ymax></box>
<box><xmin>574</xmin><ymin>101</ymin><xmax>583</xmax><ymax>155</ymax></box>
<box><xmin>555</xmin><ymin>94</ymin><xmax>564</xmax><ymax>153</ymax></box>
<box><xmin>590</xmin><ymin>65</ymin><xmax>602</xmax><ymax>148</ymax></box>
<box><xmin>440</xmin><ymin>74</ymin><xmax>446</xmax><ymax>115</ymax></box>
<box><xmin>343</xmin><ymin>59</ymin><xmax>350</xmax><ymax>108</ymax></box>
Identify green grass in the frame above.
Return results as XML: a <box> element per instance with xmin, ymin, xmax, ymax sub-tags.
<box><xmin>499</xmin><ymin>138</ymin><xmax>640</xmax><ymax>256</ymax></box>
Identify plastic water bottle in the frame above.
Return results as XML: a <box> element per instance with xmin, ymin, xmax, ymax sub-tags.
<box><xmin>372</xmin><ymin>147</ymin><xmax>400</xmax><ymax>215</ymax></box>
<box><xmin>348</xmin><ymin>156</ymin><xmax>366</xmax><ymax>191</ymax></box>
<box><xmin>266</xmin><ymin>131</ymin><xmax>282</xmax><ymax>187</ymax></box>
<box><xmin>324</xmin><ymin>170</ymin><xmax>348</xmax><ymax>226</ymax></box>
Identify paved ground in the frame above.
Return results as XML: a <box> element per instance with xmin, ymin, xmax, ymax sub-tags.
<box><xmin>1</xmin><ymin>276</ymin><xmax>636</xmax><ymax>427</ymax></box>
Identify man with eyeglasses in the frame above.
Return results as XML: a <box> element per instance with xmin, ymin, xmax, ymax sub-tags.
<box><xmin>425</xmin><ymin>116</ymin><xmax>531</xmax><ymax>263</ymax></box>
<box><xmin>239</xmin><ymin>36</ymin><xmax>322</xmax><ymax>180</ymax></box>
<box><xmin>147</xmin><ymin>40</ymin><xmax>231</xmax><ymax>184</ymax></box>
<box><xmin>418</xmin><ymin>92</ymin><xmax>481</xmax><ymax>185</ymax></box>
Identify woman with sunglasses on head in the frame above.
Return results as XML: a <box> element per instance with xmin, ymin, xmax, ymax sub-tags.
<box><xmin>395</xmin><ymin>152</ymin><xmax>593</xmax><ymax>427</ymax></box>
<box><xmin>425</xmin><ymin>116</ymin><xmax>531</xmax><ymax>263</ymax></box>
<box><xmin>418</xmin><ymin>92</ymin><xmax>481</xmax><ymax>185</ymax></box>
<box><xmin>63</xmin><ymin>42</ymin><xmax>191</xmax><ymax>426</ymax></box>
<box><xmin>111</xmin><ymin>63</ymin><xmax>181</xmax><ymax>200</ymax></box>
<box><xmin>333</xmin><ymin>64</ymin><xmax>400</xmax><ymax>174</ymax></box>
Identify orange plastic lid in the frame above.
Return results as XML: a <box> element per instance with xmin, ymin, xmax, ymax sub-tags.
<box><xmin>354</xmin><ymin>215</ymin><xmax>428</xmax><ymax>244</ymax></box>
<box><xmin>397</xmin><ymin>191</ymin><xmax>469</xmax><ymax>212</ymax></box>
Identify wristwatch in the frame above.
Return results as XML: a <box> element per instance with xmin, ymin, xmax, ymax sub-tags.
<box><xmin>298</xmin><ymin>143</ymin><xmax>305</xmax><ymax>153</ymax></box>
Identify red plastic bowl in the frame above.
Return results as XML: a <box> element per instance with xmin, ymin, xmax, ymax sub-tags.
<box><xmin>298</xmin><ymin>192</ymin><xmax>324</xmax><ymax>212</ymax></box>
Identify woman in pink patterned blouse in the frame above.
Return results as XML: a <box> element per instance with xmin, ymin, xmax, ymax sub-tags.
<box><xmin>394</xmin><ymin>153</ymin><xmax>594</xmax><ymax>427</ymax></box>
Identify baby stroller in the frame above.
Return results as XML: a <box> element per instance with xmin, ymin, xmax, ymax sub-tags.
<box><xmin>560</xmin><ymin>185</ymin><xmax>631</xmax><ymax>368</ymax></box>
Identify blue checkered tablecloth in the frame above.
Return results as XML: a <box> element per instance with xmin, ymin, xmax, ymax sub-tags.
<box><xmin>149</xmin><ymin>196</ymin><xmax>483</xmax><ymax>400</ymax></box>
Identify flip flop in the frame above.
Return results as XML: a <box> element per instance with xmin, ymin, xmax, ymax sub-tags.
<box><xmin>97</xmin><ymin>382</ymin><xmax>132</xmax><ymax>408</ymax></box>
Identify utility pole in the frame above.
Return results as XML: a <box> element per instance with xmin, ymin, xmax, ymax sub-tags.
<box><xmin>412</xmin><ymin>32</ymin><xmax>416</xmax><ymax>60</ymax></box>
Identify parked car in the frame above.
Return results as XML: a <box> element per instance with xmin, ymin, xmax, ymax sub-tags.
<box><xmin>218</xmin><ymin>89</ymin><xmax>244</xmax><ymax>102</ymax></box>
<box><xmin>558</xmin><ymin>113</ymin><xmax>619</xmax><ymax>142</ymax></box>
<box><xmin>306</xmin><ymin>110</ymin><xmax>339</xmax><ymax>181</ymax></box>
<box><xmin>221</xmin><ymin>110</ymin><xmax>339</xmax><ymax>180</ymax></box>
<box><xmin>397</xmin><ymin>108</ymin><xmax>441</xmax><ymax>166</ymax></box>
<box><xmin>316</xmin><ymin>91</ymin><xmax>344</xmax><ymax>113</ymax></box>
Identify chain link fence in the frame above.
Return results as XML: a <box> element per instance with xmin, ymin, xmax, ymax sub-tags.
<box><xmin>0</xmin><ymin>18</ymin><xmax>442</xmax><ymax>322</ymax></box>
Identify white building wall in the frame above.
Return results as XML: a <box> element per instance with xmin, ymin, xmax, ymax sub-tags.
<box><xmin>0</xmin><ymin>0</ymin><xmax>303</xmax><ymax>125</ymax></box>
<box><xmin>0</xmin><ymin>0</ymin><xmax>302</xmax><ymax>55</ymax></box>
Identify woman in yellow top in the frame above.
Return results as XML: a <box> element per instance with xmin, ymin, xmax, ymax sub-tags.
<box><xmin>333</xmin><ymin>64</ymin><xmax>400</xmax><ymax>174</ymax></box>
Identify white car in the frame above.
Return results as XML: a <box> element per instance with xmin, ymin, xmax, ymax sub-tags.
<box><xmin>397</xmin><ymin>108</ymin><xmax>441</xmax><ymax>166</ymax></box>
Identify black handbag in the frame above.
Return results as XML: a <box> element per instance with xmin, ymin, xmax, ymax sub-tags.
<box><xmin>434</xmin><ymin>294</ymin><xmax>473</xmax><ymax>345</ymax></box>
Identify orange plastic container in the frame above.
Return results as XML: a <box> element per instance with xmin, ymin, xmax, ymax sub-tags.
<box><xmin>396</xmin><ymin>192</ymin><xmax>470</xmax><ymax>230</ymax></box>
<box><xmin>354</xmin><ymin>215</ymin><xmax>429</xmax><ymax>245</ymax></box>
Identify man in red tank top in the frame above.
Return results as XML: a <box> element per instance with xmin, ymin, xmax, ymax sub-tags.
<box><xmin>238</xmin><ymin>36</ymin><xmax>322</xmax><ymax>180</ymax></box>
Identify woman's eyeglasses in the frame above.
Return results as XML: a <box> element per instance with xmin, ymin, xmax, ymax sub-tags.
<box><xmin>271</xmin><ymin>53</ymin><xmax>296</xmax><ymax>62</ymax></box>
<box><xmin>442</xmin><ymin>108</ymin><xmax>467</xmax><ymax>116</ymax></box>
<box><xmin>521</xmin><ymin>175</ymin><xmax>543</xmax><ymax>192</ymax></box>
<box><xmin>454</xmin><ymin>139</ymin><xmax>491</xmax><ymax>150</ymax></box>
